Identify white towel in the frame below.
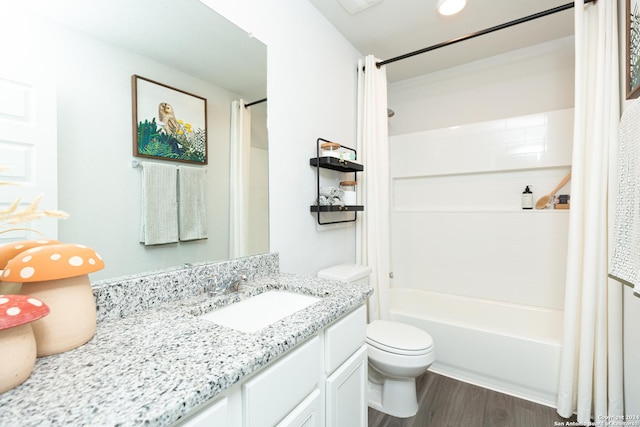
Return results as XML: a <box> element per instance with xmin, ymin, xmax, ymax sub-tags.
<box><xmin>178</xmin><ymin>165</ymin><xmax>208</xmax><ymax>241</ymax></box>
<box><xmin>139</xmin><ymin>162</ymin><xmax>179</xmax><ymax>245</ymax></box>
<box><xmin>610</xmin><ymin>98</ymin><xmax>640</xmax><ymax>295</ymax></box>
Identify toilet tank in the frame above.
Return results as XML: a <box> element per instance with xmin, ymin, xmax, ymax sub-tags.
<box><xmin>317</xmin><ymin>263</ymin><xmax>372</xmax><ymax>287</ymax></box>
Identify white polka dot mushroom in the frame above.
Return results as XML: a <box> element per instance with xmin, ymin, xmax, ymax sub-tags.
<box><xmin>0</xmin><ymin>294</ymin><xmax>49</xmax><ymax>393</ymax></box>
<box><xmin>2</xmin><ymin>243</ymin><xmax>104</xmax><ymax>357</ymax></box>
<box><xmin>0</xmin><ymin>240</ymin><xmax>60</xmax><ymax>294</ymax></box>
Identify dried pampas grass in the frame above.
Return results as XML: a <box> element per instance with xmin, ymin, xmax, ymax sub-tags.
<box><xmin>0</xmin><ymin>166</ymin><xmax>68</xmax><ymax>236</ymax></box>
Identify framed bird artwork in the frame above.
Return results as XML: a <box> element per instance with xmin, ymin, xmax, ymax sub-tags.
<box><xmin>132</xmin><ymin>75</ymin><xmax>208</xmax><ymax>164</ymax></box>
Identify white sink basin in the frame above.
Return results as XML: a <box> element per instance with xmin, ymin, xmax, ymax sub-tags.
<box><xmin>200</xmin><ymin>290</ymin><xmax>321</xmax><ymax>333</ymax></box>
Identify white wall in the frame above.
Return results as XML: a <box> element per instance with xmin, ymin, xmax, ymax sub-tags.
<box><xmin>201</xmin><ymin>0</ymin><xmax>364</xmax><ymax>275</ymax></box>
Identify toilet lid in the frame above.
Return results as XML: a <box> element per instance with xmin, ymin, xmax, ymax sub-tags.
<box><xmin>367</xmin><ymin>320</ymin><xmax>433</xmax><ymax>356</ymax></box>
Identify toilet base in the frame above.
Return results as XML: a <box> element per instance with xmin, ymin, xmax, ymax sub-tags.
<box><xmin>367</xmin><ymin>375</ymin><xmax>419</xmax><ymax>418</ymax></box>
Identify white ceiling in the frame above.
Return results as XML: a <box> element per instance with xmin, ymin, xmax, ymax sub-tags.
<box><xmin>17</xmin><ymin>0</ymin><xmax>267</xmax><ymax>101</ymax></box>
<box><xmin>20</xmin><ymin>0</ymin><xmax>575</xmax><ymax>93</ymax></box>
<box><xmin>307</xmin><ymin>0</ymin><xmax>575</xmax><ymax>83</ymax></box>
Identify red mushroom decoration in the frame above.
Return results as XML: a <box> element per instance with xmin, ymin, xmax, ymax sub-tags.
<box><xmin>0</xmin><ymin>294</ymin><xmax>49</xmax><ymax>393</ymax></box>
<box><xmin>0</xmin><ymin>240</ymin><xmax>60</xmax><ymax>294</ymax></box>
<box><xmin>2</xmin><ymin>243</ymin><xmax>104</xmax><ymax>357</ymax></box>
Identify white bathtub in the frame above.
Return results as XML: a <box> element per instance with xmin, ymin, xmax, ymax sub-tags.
<box><xmin>389</xmin><ymin>287</ymin><xmax>563</xmax><ymax>407</ymax></box>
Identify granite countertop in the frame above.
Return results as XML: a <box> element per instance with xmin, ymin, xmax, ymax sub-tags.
<box><xmin>0</xmin><ymin>273</ymin><xmax>372</xmax><ymax>427</ymax></box>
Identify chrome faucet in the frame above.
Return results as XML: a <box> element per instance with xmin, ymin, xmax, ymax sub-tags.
<box><xmin>210</xmin><ymin>271</ymin><xmax>248</xmax><ymax>296</ymax></box>
<box><xmin>209</xmin><ymin>274</ymin><xmax>223</xmax><ymax>296</ymax></box>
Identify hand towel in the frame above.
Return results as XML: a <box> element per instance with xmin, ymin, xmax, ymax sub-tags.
<box><xmin>610</xmin><ymin>97</ymin><xmax>640</xmax><ymax>295</ymax></box>
<box><xmin>139</xmin><ymin>162</ymin><xmax>179</xmax><ymax>245</ymax></box>
<box><xmin>178</xmin><ymin>165</ymin><xmax>208</xmax><ymax>241</ymax></box>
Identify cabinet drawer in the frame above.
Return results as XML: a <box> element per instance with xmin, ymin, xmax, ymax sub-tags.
<box><xmin>324</xmin><ymin>305</ymin><xmax>366</xmax><ymax>374</ymax></box>
<box><xmin>243</xmin><ymin>336</ymin><xmax>321</xmax><ymax>427</ymax></box>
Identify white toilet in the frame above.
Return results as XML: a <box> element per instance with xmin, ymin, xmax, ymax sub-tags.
<box><xmin>317</xmin><ymin>263</ymin><xmax>435</xmax><ymax>418</ymax></box>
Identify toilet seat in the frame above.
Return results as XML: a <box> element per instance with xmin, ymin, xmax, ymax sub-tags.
<box><xmin>367</xmin><ymin>320</ymin><xmax>433</xmax><ymax>356</ymax></box>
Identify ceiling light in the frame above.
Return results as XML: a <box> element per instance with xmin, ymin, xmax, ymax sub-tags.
<box><xmin>437</xmin><ymin>0</ymin><xmax>467</xmax><ymax>16</ymax></box>
<box><xmin>337</xmin><ymin>0</ymin><xmax>383</xmax><ymax>15</ymax></box>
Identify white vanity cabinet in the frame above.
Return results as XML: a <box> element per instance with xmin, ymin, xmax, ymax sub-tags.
<box><xmin>175</xmin><ymin>304</ymin><xmax>367</xmax><ymax>427</ymax></box>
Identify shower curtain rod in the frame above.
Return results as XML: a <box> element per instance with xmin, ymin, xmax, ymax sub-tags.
<box><xmin>376</xmin><ymin>0</ymin><xmax>597</xmax><ymax>68</ymax></box>
<box><xmin>245</xmin><ymin>98</ymin><xmax>267</xmax><ymax>108</ymax></box>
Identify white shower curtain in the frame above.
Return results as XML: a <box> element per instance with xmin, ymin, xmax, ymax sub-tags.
<box><xmin>556</xmin><ymin>1</ymin><xmax>624</xmax><ymax>423</ymax></box>
<box><xmin>356</xmin><ymin>55</ymin><xmax>391</xmax><ymax>321</ymax></box>
<box><xmin>229</xmin><ymin>99</ymin><xmax>251</xmax><ymax>258</ymax></box>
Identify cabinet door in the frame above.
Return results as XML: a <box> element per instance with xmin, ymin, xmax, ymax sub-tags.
<box><xmin>276</xmin><ymin>389</ymin><xmax>321</xmax><ymax>427</ymax></box>
<box><xmin>326</xmin><ymin>345</ymin><xmax>367</xmax><ymax>427</ymax></box>
<box><xmin>178</xmin><ymin>397</ymin><xmax>228</xmax><ymax>427</ymax></box>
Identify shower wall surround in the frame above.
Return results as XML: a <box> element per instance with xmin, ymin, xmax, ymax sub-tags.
<box><xmin>389</xmin><ymin>108</ymin><xmax>573</xmax><ymax>310</ymax></box>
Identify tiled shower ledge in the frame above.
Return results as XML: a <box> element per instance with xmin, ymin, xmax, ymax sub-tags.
<box><xmin>0</xmin><ymin>253</ymin><xmax>373</xmax><ymax>426</ymax></box>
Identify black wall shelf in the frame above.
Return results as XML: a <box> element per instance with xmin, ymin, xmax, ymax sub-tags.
<box><xmin>310</xmin><ymin>205</ymin><xmax>365</xmax><ymax>213</ymax></box>
<box><xmin>309</xmin><ymin>157</ymin><xmax>364</xmax><ymax>172</ymax></box>
<box><xmin>310</xmin><ymin>138</ymin><xmax>364</xmax><ymax>225</ymax></box>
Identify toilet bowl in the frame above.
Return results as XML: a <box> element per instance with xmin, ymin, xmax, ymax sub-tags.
<box><xmin>317</xmin><ymin>263</ymin><xmax>436</xmax><ymax>418</ymax></box>
<box><xmin>366</xmin><ymin>320</ymin><xmax>434</xmax><ymax>417</ymax></box>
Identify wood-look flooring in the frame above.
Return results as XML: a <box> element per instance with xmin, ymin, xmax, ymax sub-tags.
<box><xmin>368</xmin><ymin>371</ymin><xmax>578</xmax><ymax>427</ymax></box>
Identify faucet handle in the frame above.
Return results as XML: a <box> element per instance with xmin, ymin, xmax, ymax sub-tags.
<box><xmin>210</xmin><ymin>273</ymin><xmax>225</xmax><ymax>296</ymax></box>
<box><xmin>229</xmin><ymin>269</ymin><xmax>249</xmax><ymax>292</ymax></box>
<box><xmin>237</xmin><ymin>268</ymin><xmax>250</xmax><ymax>281</ymax></box>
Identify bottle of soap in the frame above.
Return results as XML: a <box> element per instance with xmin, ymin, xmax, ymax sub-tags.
<box><xmin>522</xmin><ymin>186</ymin><xmax>533</xmax><ymax>210</ymax></box>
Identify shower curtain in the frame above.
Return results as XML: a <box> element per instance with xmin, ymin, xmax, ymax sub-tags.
<box><xmin>229</xmin><ymin>99</ymin><xmax>251</xmax><ymax>258</ymax></box>
<box><xmin>556</xmin><ymin>0</ymin><xmax>623</xmax><ymax>423</ymax></box>
<box><xmin>356</xmin><ymin>55</ymin><xmax>391</xmax><ymax>321</ymax></box>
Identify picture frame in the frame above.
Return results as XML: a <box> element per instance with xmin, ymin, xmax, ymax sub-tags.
<box><xmin>627</xmin><ymin>0</ymin><xmax>640</xmax><ymax>99</ymax></box>
<box><xmin>132</xmin><ymin>75</ymin><xmax>208</xmax><ymax>164</ymax></box>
